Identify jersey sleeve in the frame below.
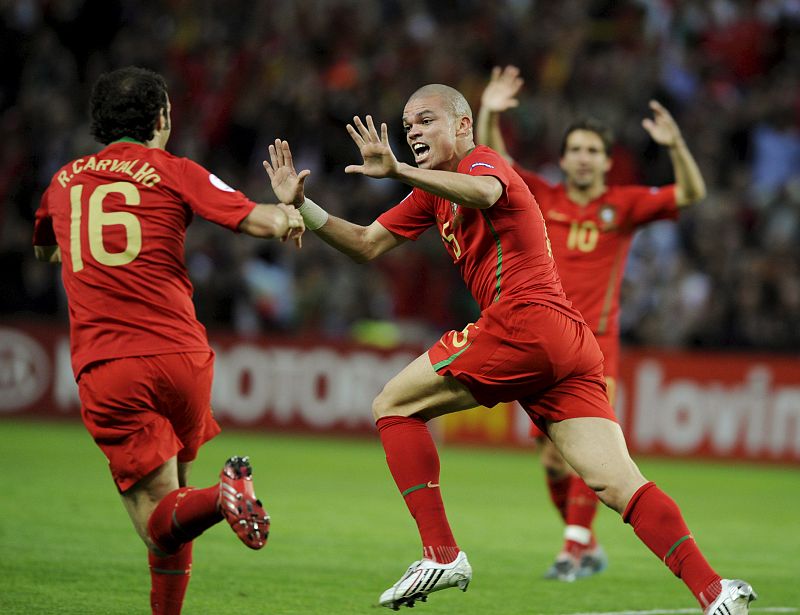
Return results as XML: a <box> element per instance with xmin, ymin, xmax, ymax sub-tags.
<box><xmin>176</xmin><ymin>158</ymin><xmax>257</xmax><ymax>230</ymax></box>
<box><xmin>33</xmin><ymin>185</ymin><xmax>57</xmax><ymax>246</ymax></box>
<box><xmin>460</xmin><ymin>147</ymin><xmax>512</xmax><ymax>207</ymax></box>
<box><xmin>377</xmin><ymin>188</ymin><xmax>436</xmax><ymax>240</ymax></box>
<box><xmin>621</xmin><ymin>185</ymin><xmax>678</xmax><ymax>227</ymax></box>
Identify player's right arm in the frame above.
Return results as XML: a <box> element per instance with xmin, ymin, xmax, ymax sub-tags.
<box><xmin>309</xmin><ymin>216</ymin><xmax>405</xmax><ymax>263</ymax></box>
<box><xmin>476</xmin><ymin>66</ymin><xmax>524</xmax><ymax>164</ymax></box>
<box><xmin>34</xmin><ymin>245</ymin><xmax>61</xmax><ymax>263</ymax></box>
<box><xmin>32</xmin><ymin>187</ymin><xmax>62</xmax><ymax>263</ymax></box>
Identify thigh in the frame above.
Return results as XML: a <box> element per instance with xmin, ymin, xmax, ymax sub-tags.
<box><xmin>373</xmin><ymin>352</ymin><xmax>479</xmax><ymax>421</ymax></box>
<box><xmin>120</xmin><ymin>456</ymin><xmax>180</xmax><ymax>548</ymax></box>
<box><xmin>149</xmin><ymin>352</ymin><xmax>220</xmax><ymax>463</ymax></box>
<box><xmin>547</xmin><ymin>417</ymin><xmax>646</xmax><ymax>512</ymax></box>
<box><xmin>79</xmin><ymin>352</ymin><xmax>218</xmax><ymax>493</ymax></box>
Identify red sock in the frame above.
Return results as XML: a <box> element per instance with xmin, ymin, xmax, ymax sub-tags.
<box><xmin>148</xmin><ymin>486</ymin><xmax>222</xmax><ymax>554</ymax></box>
<box><xmin>563</xmin><ymin>476</ymin><xmax>599</xmax><ymax>557</ymax></box>
<box><xmin>623</xmin><ymin>482</ymin><xmax>721</xmax><ymax>608</ymax></box>
<box><xmin>377</xmin><ymin>416</ymin><xmax>459</xmax><ymax>563</ymax></box>
<box><xmin>149</xmin><ymin>541</ymin><xmax>192</xmax><ymax>615</ymax></box>
<box><xmin>545</xmin><ymin>474</ymin><xmax>570</xmax><ymax>521</ymax></box>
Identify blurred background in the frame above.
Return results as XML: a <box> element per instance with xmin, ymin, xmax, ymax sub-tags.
<box><xmin>2</xmin><ymin>0</ymin><xmax>799</xmax><ymax>351</ymax></box>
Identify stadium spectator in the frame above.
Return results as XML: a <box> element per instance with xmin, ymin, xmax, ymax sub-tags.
<box><xmin>3</xmin><ymin>1</ymin><xmax>799</xmax><ymax>351</ymax></box>
<box><xmin>263</xmin><ymin>84</ymin><xmax>756</xmax><ymax>614</ymax></box>
<box><xmin>476</xmin><ymin>65</ymin><xmax>707</xmax><ymax>582</ymax></box>
<box><xmin>32</xmin><ymin>66</ymin><xmax>303</xmax><ymax>614</ymax></box>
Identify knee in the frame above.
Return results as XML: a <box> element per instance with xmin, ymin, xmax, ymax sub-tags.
<box><xmin>371</xmin><ymin>388</ymin><xmax>395</xmax><ymax>421</ymax></box>
<box><xmin>539</xmin><ymin>440</ymin><xmax>570</xmax><ymax>478</ymax></box>
<box><xmin>590</xmin><ymin>472</ymin><xmax>647</xmax><ymax>515</ymax></box>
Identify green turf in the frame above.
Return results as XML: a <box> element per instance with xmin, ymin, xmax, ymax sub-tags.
<box><xmin>0</xmin><ymin>420</ymin><xmax>797</xmax><ymax>614</ymax></box>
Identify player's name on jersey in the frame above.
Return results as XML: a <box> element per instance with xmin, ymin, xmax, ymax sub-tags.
<box><xmin>56</xmin><ymin>157</ymin><xmax>161</xmax><ymax>188</ymax></box>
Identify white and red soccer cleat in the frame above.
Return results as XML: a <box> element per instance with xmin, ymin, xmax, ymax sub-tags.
<box><xmin>219</xmin><ymin>456</ymin><xmax>270</xmax><ymax>550</ymax></box>
<box><xmin>378</xmin><ymin>551</ymin><xmax>472</xmax><ymax>610</ymax></box>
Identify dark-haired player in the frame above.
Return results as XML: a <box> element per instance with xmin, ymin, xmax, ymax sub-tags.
<box><xmin>477</xmin><ymin>65</ymin><xmax>708</xmax><ymax>583</ymax></box>
<box><xmin>33</xmin><ymin>66</ymin><xmax>304</xmax><ymax>614</ymax></box>
<box><xmin>263</xmin><ymin>82</ymin><xmax>755</xmax><ymax>615</ymax></box>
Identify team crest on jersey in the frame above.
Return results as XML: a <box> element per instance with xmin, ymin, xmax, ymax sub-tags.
<box><xmin>450</xmin><ymin>201</ymin><xmax>465</xmax><ymax>228</ymax></box>
<box><xmin>598</xmin><ymin>203</ymin><xmax>618</xmax><ymax>230</ymax></box>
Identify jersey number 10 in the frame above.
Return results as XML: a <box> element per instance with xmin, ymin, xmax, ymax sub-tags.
<box><xmin>69</xmin><ymin>181</ymin><xmax>142</xmax><ymax>272</ymax></box>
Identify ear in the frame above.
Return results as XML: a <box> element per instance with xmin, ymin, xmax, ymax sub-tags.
<box><xmin>457</xmin><ymin>115</ymin><xmax>473</xmax><ymax>137</ymax></box>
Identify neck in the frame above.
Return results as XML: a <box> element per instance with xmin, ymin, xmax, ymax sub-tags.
<box><xmin>566</xmin><ymin>181</ymin><xmax>606</xmax><ymax>206</ymax></box>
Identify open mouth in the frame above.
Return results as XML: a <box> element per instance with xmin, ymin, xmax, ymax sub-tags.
<box><xmin>412</xmin><ymin>142</ymin><xmax>430</xmax><ymax>163</ymax></box>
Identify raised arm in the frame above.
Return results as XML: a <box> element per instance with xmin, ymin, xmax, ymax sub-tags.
<box><xmin>476</xmin><ymin>66</ymin><xmax>524</xmax><ymax>163</ymax></box>
<box><xmin>345</xmin><ymin>115</ymin><xmax>502</xmax><ymax>209</ymax></box>
<box><xmin>263</xmin><ymin>139</ymin><xmax>405</xmax><ymax>262</ymax></box>
<box><xmin>642</xmin><ymin>100</ymin><xmax>706</xmax><ymax>207</ymax></box>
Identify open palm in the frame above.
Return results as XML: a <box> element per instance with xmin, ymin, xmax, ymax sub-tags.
<box><xmin>481</xmin><ymin>65</ymin><xmax>524</xmax><ymax>112</ymax></box>
<box><xmin>263</xmin><ymin>139</ymin><xmax>310</xmax><ymax>206</ymax></box>
<box><xmin>344</xmin><ymin>115</ymin><xmax>399</xmax><ymax>178</ymax></box>
<box><xmin>642</xmin><ymin>100</ymin><xmax>681</xmax><ymax>147</ymax></box>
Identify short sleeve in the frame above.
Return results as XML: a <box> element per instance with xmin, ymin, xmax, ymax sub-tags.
<box><xmin>175</xmin><ymin>158</ymin><xmax>257</xmax><ymax>230</ymax></box>
<box><xmin>621</xmin><ymin>185</ymin><xmax>678</xmax><ymax>227</ymax></box>
<box><xmin>377</xmin><ymin>188</ymin><xmax>436</xmax><ymax>240</ymax></box>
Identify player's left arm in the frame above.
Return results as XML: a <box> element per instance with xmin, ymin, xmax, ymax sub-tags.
<box><xmin>642</xmin><ymin>100</ymin><xmax>706</xmax><ymax>207</ymax></box>
<box><xmin>345</xmin><ymin>115</ymin><xmax>503</xmax><ymax>209</ymax></box>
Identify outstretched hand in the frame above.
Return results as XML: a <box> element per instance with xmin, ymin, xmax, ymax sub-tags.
<box><xmin>642</xmin><ymin>100</ymin><xmax>682</xmax><ymax>148</ymax></box>
<box><xmin>263</xmin><ymin>139</ymin><xmax>310</xmax><ymax>206</ymax></box>
<box><xmin>344</xmin><ymin>115</ymin><xmax>399</xmax><ymax>179</ymax></box>
<box><xmin>277</xmin><ymin>202</ymin><xmax>305</xmax><ymax>248</ymax></box>
<box><xmin>481</xmin><ymin>65</ymin><xmax>524</xmax><ymax>113</ymax></box>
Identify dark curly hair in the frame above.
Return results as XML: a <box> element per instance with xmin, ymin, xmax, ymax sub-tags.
<box><xmin>89</xmin><ymin>67</ymin><xmax>168</xmax><ymax>145</ymax></box>
<box><xmin>559</xmin><ymin>117</ymin><xmax>614</xmax><ymax>156</ymax></box>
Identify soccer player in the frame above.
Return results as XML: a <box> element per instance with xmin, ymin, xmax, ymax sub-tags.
<box><xmin>32</xmin><ymin>67</ymin><xmax>304</xmax><ymax>615</ymax></box>
<box><xmin>263</xmin><ymin>84</ymin><xmax>755</xmax><ymax>614</ymax></box>
<box><xmin>476</xmin><ymin>64</ymin><xmax>709</xmax><ymax>582</ymax></box>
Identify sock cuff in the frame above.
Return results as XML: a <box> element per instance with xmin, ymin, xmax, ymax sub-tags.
<box><xmin>564</xmin><ymin>524</ymin><xmax>592</xmax><ymax>545</ymax></box>
<box><xmin>622</xmin><ymin>481</ymin><xmax>656</xmax><ymax>523</ymax></box>
<box><xmin>148</xmin><ymin>541</ymin><xmax>194</xmax><ymax>574</ymax></box>
<box><xmin>376</xmin><ymin>415</ymin><xmax>425</xmax><ymax>433</ymax></box>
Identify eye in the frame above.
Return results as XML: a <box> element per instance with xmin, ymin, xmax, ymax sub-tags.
<box><xmin>403</xmin><ymin>125</ymin><xmax>411</xmax><ymax>133</ymax></box>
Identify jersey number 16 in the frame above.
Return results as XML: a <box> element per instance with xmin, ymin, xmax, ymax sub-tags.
<box><xmin>69</xmin><ymin>181</ymin><xmax>142</xmax><ymax>272</ymax></box>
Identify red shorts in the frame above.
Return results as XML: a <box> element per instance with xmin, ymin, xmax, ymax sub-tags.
<box><xmin>78</xmin><ymin>351</ymin><xmax>221</xmax><ymax>493</ymax></box>
<box><xmin>428</xmin><ymin>302</ymin><xmax>616</xmax><ymax>435</ymax></box>
<box><xmin>527</xmin><ymin>332</ymin><xmax>619</xmax><ymax>438</ymax></box>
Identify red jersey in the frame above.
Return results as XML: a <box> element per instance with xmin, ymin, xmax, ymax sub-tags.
<box><xmin>378</xmin><ymin>146</ymin><xmax>580</xmax><ymax>319</ymax></box>
<box><xmin>514</xmin><ymin>165</ymin><xmax>678</xmax><ymax>338</ymax></box>
<box><xmin>33</xmin><ymin>139</ymin><xmax>257</xmax><ymax>377</ymax></box>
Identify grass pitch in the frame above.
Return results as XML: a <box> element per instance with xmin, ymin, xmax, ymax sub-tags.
<box><xmin>0</xmin><ymin>419</ymin><xmax>797</xmax><ymax>614</ymax></box>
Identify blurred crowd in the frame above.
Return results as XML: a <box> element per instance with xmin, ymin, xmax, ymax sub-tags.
<box><xmin>1</xmin><ymin>0</ymin><xmax>799</xmax><ymax>351</ymax></box>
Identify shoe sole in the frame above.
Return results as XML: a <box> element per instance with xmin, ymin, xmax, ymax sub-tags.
<box><xmin>384</xmin><ymin>575</ymin><xmax>470</xmax><ymax>610</ymax></box>
<box><xmin>220</xmin><ymin>456</ymin><xmax>270</xmax><ymax>550</ymax></box>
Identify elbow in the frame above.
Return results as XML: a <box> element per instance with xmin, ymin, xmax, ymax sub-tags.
<box><xmin>478</xmin><ymin>183</ymin><xmax>504</xmax><ymax>209</ymax></box>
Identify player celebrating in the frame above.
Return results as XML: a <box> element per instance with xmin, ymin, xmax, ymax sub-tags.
<box><xmin>263</xmin><ymin>84</ymin><xmax>755</xmax><ymax>614</ymax></box>
<box><xmin>33</xmin><ymin>67</ymin><xmax>304</xmax><ymax>615</ymax></box>
<box><xmin>476</xmin><ymin>65</ymin><xmax>708</xmax><ymax>582</ymax></box>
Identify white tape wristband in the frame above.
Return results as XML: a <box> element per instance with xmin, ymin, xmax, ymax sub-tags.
<box><xmin>297</xmin><ymin>197</ymin><xmax>329</xmax><ymax>231</ymax></box>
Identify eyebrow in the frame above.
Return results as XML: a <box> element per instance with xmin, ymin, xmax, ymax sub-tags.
<box><xmin>402</xmin><ymin>109</ymin><xmax>437</xmax><ymax>123</ymax></box>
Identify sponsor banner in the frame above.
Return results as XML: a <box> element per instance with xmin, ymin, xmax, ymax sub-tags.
<box><xmin>0</xmin><ymin>323</ymin><xmax>415</xmax><ymax>436</ymax></box>
<box><xmin>439</xmin><ymin>348</ymin><xmax>800</xmax><ymax>464</ymax></box>
<box><xmin>1</xmin><ymin>323</ymin><xmax>798</xmax><ymax>463</ymax></box>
